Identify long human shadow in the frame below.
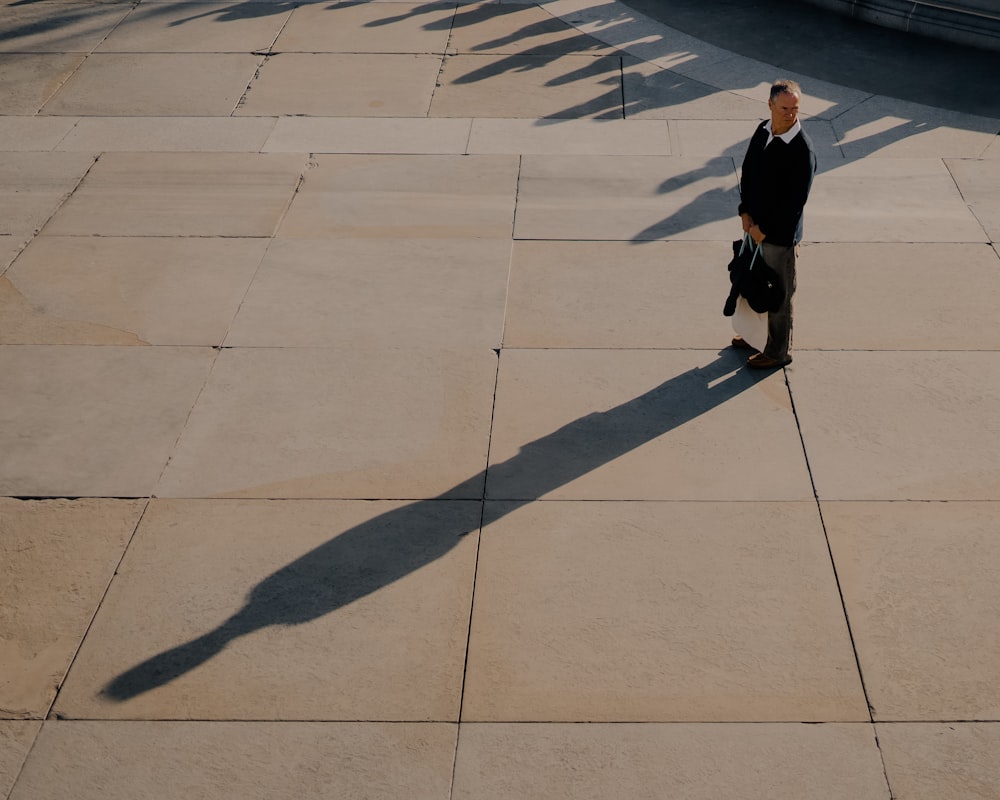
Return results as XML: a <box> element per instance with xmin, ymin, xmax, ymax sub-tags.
<box><xmin>104</xmin><ymin>350</ymin><xmax>761</xmax><ymax>701</ymax></box>
<box><xmin>630</xmin><ymin>156</ymin><xmax>741</xmax><ymax>242</ymax></box>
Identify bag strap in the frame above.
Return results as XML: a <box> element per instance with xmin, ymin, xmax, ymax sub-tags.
<box><xmin>738</xmin><ymin>232</ymin><xmax>752</xmax><ymax>256</ymax></box>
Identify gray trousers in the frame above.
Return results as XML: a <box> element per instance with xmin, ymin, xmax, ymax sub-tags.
<box><xmin>760</xmin><ymin>242</ymin><xmax>797</xmax><ymax>361</ymax></box>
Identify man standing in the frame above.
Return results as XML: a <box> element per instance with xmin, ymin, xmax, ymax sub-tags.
<box><xmin>733</xmin><ymin>79</ymin><xmax>817</xmax><ymax>369</ymax></box>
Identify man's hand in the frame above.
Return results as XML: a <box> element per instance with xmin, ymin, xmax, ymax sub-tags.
<box><xmin>749</xmin><ymin>224</ymin><xmax>766</xmax><ymax>244</ymax></box>
<box><xmin>740</xmin><ymin>212</ymin><xmax>754</xmax><ymax>233</ymax></box>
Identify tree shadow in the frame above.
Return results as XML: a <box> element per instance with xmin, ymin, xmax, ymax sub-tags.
<box><xmin>104</xmin><ymin>349</ymin><xmax>762</xmax><ymax>701</ymax></box>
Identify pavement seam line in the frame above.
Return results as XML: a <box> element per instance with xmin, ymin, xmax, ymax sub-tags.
<box><xmin>429</xmin><ymin>3</ymin><xmax>462</xmax><ymax>119</ymax></box>
<box><xmin>149</xmin><ymin>347</ymin><xmax>223</xmax><ymax>497</ymax></box>
<box><xmin>233</xmin><ymin>53</ymin><xmax>270</xmax><ymax>117</ymax></box>
<box><xmin>265</xmin><ymin>3</ymin><xmax>293</xmax><ymax>55</ymax></box>
<box><xmin>27</xmin><ymin>152</ymin><xmax>102</xmax><ymax>242</ymax></box>
<box><xmin>149</xmin><ymin>159</ymin><xmax>307</xmax><ymax>489</ymax></box>
<box><xmin>784</xmin><ymin>368</ymin><xmax>874</xmax><ymax>713</ymax></box>
<box><xmin>216</xmin><ymin>226</ymin><xmax>283</xmax><ymax>351</ymax></box>
<box><xmin>783</xmin><ymin>367</ymin><xmax>897</xmax><ymax>799</ymax></box>
<box><xmin>510</xmin><ymin>154</ymin><xmax>524</xmax><ymax>243</ymax></box>
<box><xmin>942</xmin><ymin>157</ymin><xmax>992</xmax><ymax>241</ymax></box>
<box><xmin>30</xmin><ymin>0</ymin><xmax>139</xmax><ymax>121</ymax></box>
<box><xmin>46</xmin><ymin>497</ymin><xmax>153</xmax><ymax>721</ymax></box>
<box><xmin>449</xmin><ymin>346</ymin><xmax>503</xmax><ymax>799</ymax></box>
<box><xmin>498</xmin><ymin>227</ymin><xmax>517</xmax><ymax>347</ymax></box>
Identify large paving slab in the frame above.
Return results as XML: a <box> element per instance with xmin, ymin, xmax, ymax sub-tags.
<box><xmin>10</xmin><ymin>721</ymin><xmax>456</xmax><ymax>800</ymax></box>
<box><xmin>463</xmin><ymin>500</ymin><xmax>866</xmax><ymax>722</ymax></box>
<box><xmin>263</xmin><ymin>117</ymin><xmax>472</xmax><ymax>154</ymax></box>
<box><xmin>877</xmin><ymin>723</ymin><xmax>1000</xmax><ymax>800</ymax></box>
<box><xmin>278</xmin><ymin>154</ymin><xmax>518</xmax><ymax>239</ymax></box>
<box><xmin>503</xmin><ymin>240</ymin><xmax>731</xmax><ymax>348</ymax></box>
<box><xmin>431</xmin><ymin>53</ymin><xmax>625</xmax><ymax>119</ymax></box>
<box><xmin>0</xmin><ymin>152</ymin><xmax>95</xmax><ymax>241</ymax></box>
<box><xmin>485</xmin><ymin>349</ymin><xmax>814</xmax><ymax>501</ymax></box>
<box><xmin>236</xmin><ymin>53</ymin><xmax>442</xmax><ymax>117</ymax></box>
<box><xmin>825</xmin><ymin>502</ymin><xmax>1000</xmax><ymax>721</ymax></box>
<box><xmin>2</xmin><ymin>237</ymin><xmax>269</xmax><ymax>346</ymax></box>
<box><xmin>0</xmin><ymin>236</ymin><xmax>20</xmax><ymax>275</ymax></box>
<box><xmin>40</xmin><ymin>54</ymin><xmax>263</xmax><ymax>116</ymax></box>
<box><xmin>43</xmin><ymin>152</ymin><xmax>306</xmax><ymax>237</ymax></box>
<box><xmin>0</xmin><ymin>3</ymin><xmax>131</xmax><ymax>53</ymax></box>
<box><xmin>0</xmin><ymin>117</ymin><xmax>79</xmax><ymax>152</ymax></box>
<box><xmin>467</xmin><ymin>117</ymin><xmax>669</xmax><ymax>154</ymax></box>
<box><xmin>789</xmin><ymin>352</ymin><xmax>1000</xmax><ymax>500</ymax></box>
<box><xmin>56</xmin><ymin>117</ymin><xmax>276</xmax><ymax>152</ymax></box>
<box><xmin>0</xmin><ymin>499</ymin><xmax>144</xmax><ymax>718</ymax></box>
<box><xmin>513</xmin><ymin>154</ymin><xmax>739</xmax><ymax>241</ymax></box>
<box><xmin>0</xmin><ymin>346</ymin><xmax>215</xmax><ymax>497</ymax></box>
<box><xmin>155</xmin><ymin>348</ymin><xmax>498</xmax><ymax>499</ymax></box>
<box><xmin>831</xmin><ymin>95</ymin><xmax>1000</xmax><ymax>159</ymax></box>
<box><xmin>224</xmin><ymin>238</ymin><xmax>510</xmax><ymax>349</ymax></box>
<box><xmin>806</xmin><ymin>157</ymin><xmax>989</xmax><ymax>243</ymax></box>
<box><xmin>54</xmin><ymin>499</ymin><xmax>479</xmax><ymax>720</ymax></box>
<box><xmin>452</xmin><ymin>723</ymin><xmax>889</xmax><ymax>799</ymax></box>
<box><xmin>273</xmin><ymin>2</ymin><xmax>456</xmax><ymax>53</ymax></box>
<box><xmin>94</xmin><ymin>1</ymin><xmax>290</xmax><ymax>52</ymax></box>
<box><xmin>0</xmin><ymin>54</ymin><xmax>86</xmax><ymax>115</ymax></box>
<box><xmin>794</xmin><ymin>242</ymin><xmax>1000</xmax><ymax>350</ymax></box>
<box><xmin>0</xmin><ymin>722</ymin><xmax>40</xmax><ymax>799</ymax></box>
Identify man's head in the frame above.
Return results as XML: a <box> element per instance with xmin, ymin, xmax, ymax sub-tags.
<box><xmin>768</xmin><ymin>80</ymin><xmax>801</xmax><ymax>135</ymax></box>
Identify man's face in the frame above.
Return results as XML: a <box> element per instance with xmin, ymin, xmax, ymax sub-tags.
<box><xmin>769</xmin><ymin>91</ymin><xmax>800</xmax><ymax>135</ymax></box>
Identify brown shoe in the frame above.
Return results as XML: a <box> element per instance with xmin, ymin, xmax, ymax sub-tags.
<box><xmin>731</xmin><ymin>336</ymin><xmax>756</xmax><ymax>351</ymax></box>
<box><xmin>747</xmin><ymin>353</ymin><xmax>791</xmax><ymax>369</ymax></box>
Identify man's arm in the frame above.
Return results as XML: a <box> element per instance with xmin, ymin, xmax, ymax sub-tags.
<box><xmin>737</xmin><ymin>122</ymin><xmax>769</xmax><ymax>236</ymax></box>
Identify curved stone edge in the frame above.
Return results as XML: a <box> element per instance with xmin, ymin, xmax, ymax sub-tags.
<box><xmin>798</xmin><ymin>0</ymin><xmax>1000</xmax><ymax>53</ymax></box>
<box><xmin>533</xmin><ymin>0</ymin><xmax>1000</xmax><ymax>133</ymax></box>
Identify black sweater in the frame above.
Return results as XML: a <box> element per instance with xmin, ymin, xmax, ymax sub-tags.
<box><xmin>738</xmin><ymin>121</ymin><xmax>817</xmax><ymax>247</ymax></box>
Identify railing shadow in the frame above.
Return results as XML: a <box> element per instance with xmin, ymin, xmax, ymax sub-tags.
<box><xmin>6</xmin><ymin>0</ymin><xmax>997</xmax><ymax>160</ymax></box>
<box><xmin>104</xmin><ymin>349</ymin><xmax>761</xmax><ymax>701</ymax></box>
<box><xmin>621</xmin><ymin>0</ymin><xmax>1000</xmax><ymax>118</ymax></box>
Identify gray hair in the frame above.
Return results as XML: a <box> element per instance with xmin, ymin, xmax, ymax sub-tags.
<box><xmin>770</xmin><ymin>80</ymin><xmax>802</xmax><ymax>101</ymax></box>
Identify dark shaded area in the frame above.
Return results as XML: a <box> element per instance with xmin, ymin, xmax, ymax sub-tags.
<box><xmin>105</xmin><ymin>351</ymin><xmax>761</xmax><ymax>701</ymax></box>
<box><xmin>5</xmin><ymin>0</ymin><xmax>998</xmax><ymax>121</ymax></box>
<box><xmin>619</xmin><ymin>0</ymin><xmax>1000</xmax><ymax>117</ymax></box>
<box><xmin>798</xmin><ymin>0</ymin><xmax>1000</xmax><ymax>54</ymax></box>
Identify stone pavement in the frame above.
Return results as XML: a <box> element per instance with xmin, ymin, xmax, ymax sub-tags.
<box><xmin>1</xmin><ymin>0</ymin><xmax>999</xmax><ymax>797</ymax></box>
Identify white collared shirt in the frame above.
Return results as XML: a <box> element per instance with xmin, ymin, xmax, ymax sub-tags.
<box><xmin>764</xmin><ymin>119</ymin><xmax>801</xmax><ymax>147</ymax></box>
